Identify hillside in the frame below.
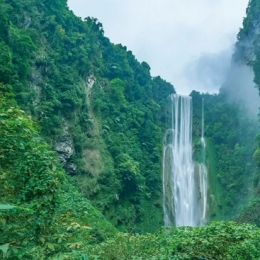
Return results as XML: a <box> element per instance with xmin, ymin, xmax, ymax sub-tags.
<box><xmin>2</xmin><ymin>0</ymin><xmax>260</xmax><ymax>258</ymax></box>
<box><xmin>0</xmin><ymin>0</ymin><xmax>175</xmax><ymax>233</ymax></box>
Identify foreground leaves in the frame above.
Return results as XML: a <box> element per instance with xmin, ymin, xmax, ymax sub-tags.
<box><xmin>88</xmin><ymin>222</ymin><xmax>260</xmax><ymax>260</ymax></box>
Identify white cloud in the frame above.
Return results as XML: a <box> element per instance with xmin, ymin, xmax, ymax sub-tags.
<box><xmin>67</xmin><ymin>0</ymin><xmax>248</xmax><ymax>94</ymax></box>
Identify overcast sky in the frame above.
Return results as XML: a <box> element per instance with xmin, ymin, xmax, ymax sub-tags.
<box><xmin>67</xmin><ymin>0</ymin><xmax>249</xmax><ymax>94</ymax></box>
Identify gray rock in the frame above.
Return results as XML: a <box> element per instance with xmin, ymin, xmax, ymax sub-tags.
<box><xmin>54</xmin><ymin>134</ymin><xmax>76</xmax><ymax>174</ymax></box>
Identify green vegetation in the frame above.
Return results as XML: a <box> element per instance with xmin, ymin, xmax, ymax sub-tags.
<box><xmin>0</xmin><ymin>85</ymin><xmax>116</xmax><ymax>258</ymax></box>
<box><xmin>230</xmin><ymin>0</ymin><xmax>260</xmax><ymax>225</ymax></box>
<box><xmin>0</xmin><ymin>0</ymin><xmax>175</xmax><ymax>233</ymax></box>
<box><xmin>89</xmin><ymin>222</ymin><xmax>260</xmax><ymax>260</ymax></box>
<box><xmin>191</xmin><ymin>91</ymin><xmax>258</xmax><ymax>221</ymax></box>
<box><xmin>2</xmin><ymin>0</ymin><xmax>260</xmax><ymax>258</ymax></box>
<box><xmin>1</xmin><ymin>81</ymin><xmax>259</xmax><ymax>259</ymax></box>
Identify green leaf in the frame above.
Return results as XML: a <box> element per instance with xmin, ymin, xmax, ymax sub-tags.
<box><xmin>0</xmin><ymin>218</ymin><xmax>6</xmax><ymax>226</ymax></box>
<box><xmin>47</xmin><ymin>242</ymin><xmax>55</xmax><ymax>250</ymax></box>
<box><xmin>0</xmin><ymin>243</ymin><xmax>9</xmax><ymax>255</ymax></box>
<box><xmin>39</xmin><ymin>237</ymin><xmax>45</xmax><ymax>244</ymax></box>
<box><xmin>0</xmin><ymin>204</ymin><xmax>16</xmax><ymax>210</ymax></box>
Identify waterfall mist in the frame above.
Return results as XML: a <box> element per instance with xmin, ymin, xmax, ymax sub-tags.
<box><xmin>221</xmin><ymin>63</ymin><xmax>260</xmax><ymax>118</ymax></box>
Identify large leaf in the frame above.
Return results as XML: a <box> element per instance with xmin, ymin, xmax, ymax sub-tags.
<box><xmin>0</xmin><ymin>243</ymin><xmax>9</xmax><ymax>255</ymax></box>
<box><xmin>0</xmin><ymin>204</ymin><xmax>16</xmax><ymax>210</ymax></box>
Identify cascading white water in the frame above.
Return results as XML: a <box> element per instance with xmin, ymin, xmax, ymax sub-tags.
<box><xmin>198</xmin><ymin>98</ymin><xmax>208</xmax><ymax>224</ymax></box>
<box><xmin>198</xmin><ymin>164</ymin><xmax>207</xmax><ymax>222</ymax></box>
<box><xmin>163</xmin><ymin>95</ymin><xmax>208</xmax><ymax>227</ymax></box>
<box><xmin>163</xmin><ymin>94</ymin><xmax>197</xmax><ymax>226</ymax></box>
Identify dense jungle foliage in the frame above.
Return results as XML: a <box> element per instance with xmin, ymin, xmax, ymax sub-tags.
<box><xmin>229</xmin><ymin>0</ymin><xmax>260</xmax><ymax>225</ymax></box>
<box><xmin>0</xmin><ymin>0</ymin><xmax>175</xmax><ymax>233</ymax></box>
<box><xmin>2</xmin><ymin>0</ymin><xmax>260</xmax><ymax>258</ymax></box>
<box><xmin>192</xmin><ymin>91</ymin><xmax>259</xmax><ymax>221</ymax></box>
<box><xmin>1</xmin><ymin>84</ymin><xmax>260</xmax><ymax>259</ymax></box>
<box><xmin>0</xmin><ymin>84</ymin><xmax>117</xmax><ymax>258</ymax></box>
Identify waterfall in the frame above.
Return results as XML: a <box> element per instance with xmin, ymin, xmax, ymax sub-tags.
<box><xmin>163</xmin><ymin>94</ymin><xmax>196</xmax><ymax>226</ymax></box>
<box><xmin>162</xmin><ymin>95</ymin><xmax>208</xmax><ymax>227</ymax></box>
<box><xmin>198</xmin><ymin>98</ymin><xmax>208</xmax><ymax>224</ymax></box>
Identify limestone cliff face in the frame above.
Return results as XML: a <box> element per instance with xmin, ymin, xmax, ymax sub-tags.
<box><xmin>52</xmin><ymin>75</ymin><xmax>97</xmax><ymax>175</ymax></box>
<box><xmin>54</xmin><ymin>134</ymin><xmax>76</xmax><ymax>174</ymax></box>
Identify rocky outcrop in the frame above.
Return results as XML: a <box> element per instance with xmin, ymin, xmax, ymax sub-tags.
<box><xmin>54</xmin><ymin>134</ymin><xmax>76</xmax><ymax>174</ymax></box>
<box><xmin>85</xmin><ymin>75</ymin><xmax>96</xmax><ymax>105</ymax></box>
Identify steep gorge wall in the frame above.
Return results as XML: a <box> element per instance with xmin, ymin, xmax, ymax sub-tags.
<box><xmin>191</xmin><ymin>0</ymin><xmax>260</xmax><ymax>223</ymax></box>
<box><xmin>0</xmin><ymin>0</ymin><xmax>175</xmax><ymax>232</ymax></box>
<box><xmin>192</xmin><ymin>92</ymin><xmax>258</xmax><ymax>222</ymax></box>
<box><xmin>234</xmin><ymin>0</ymin><xmax>260</xmax><ymax>225</ymax></box>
